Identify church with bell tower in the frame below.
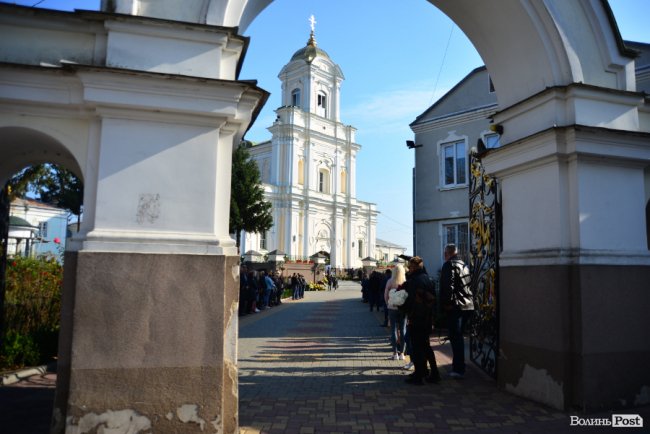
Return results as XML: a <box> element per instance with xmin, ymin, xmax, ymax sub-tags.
<box><xmin>241</xmin><ymin>17</ymin><xmax>378</xmax><ymax>268</ymax></box>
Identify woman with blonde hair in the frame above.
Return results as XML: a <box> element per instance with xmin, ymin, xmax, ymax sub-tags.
<box><xmin>384</xmin><ymin>263</ymin><xmax>408</xmax><ymax>360</ymax></box>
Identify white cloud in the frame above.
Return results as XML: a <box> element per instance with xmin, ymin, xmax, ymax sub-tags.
<box><xmin>344</xmin><ymin>81</ymin><xmax>450</xmax><ymax>133</ymax></box>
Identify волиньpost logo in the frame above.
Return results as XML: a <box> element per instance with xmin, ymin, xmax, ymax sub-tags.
<box><xmin>570</xmin><ymin>414</ymin><xmax>644</xmax><ymax>428</ymax></box>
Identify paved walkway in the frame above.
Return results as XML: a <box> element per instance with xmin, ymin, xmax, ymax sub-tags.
<box><xmin>238</xmin><ymin>281</ymin><xmax>648</xmax><ymax>434</ymax></box>
<box><xmin>2</xmin><ymin>280</ymin><xmax>648</xmax><ymax>433</ymax></box>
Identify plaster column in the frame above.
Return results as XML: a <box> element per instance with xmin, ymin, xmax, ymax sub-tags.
<box><xmin>483</xmin><ymin>87</ymin><xmax>650</xmax><ymax>411</ymax></box>
<box><xmin>37</xmin><ymin>10</ymin><xmax>269</xmax><ymax>433</ymax></box>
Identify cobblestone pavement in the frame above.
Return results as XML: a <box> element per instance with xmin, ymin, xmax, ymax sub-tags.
<box><xmin>238</xmin><ymin>281</ymin><xmax>649</xmax><ymax>434</ymax></box>
<box><xmin>2</xmin><ymin>280</ymin><xmax>648</xmax><ymax>433</ymax></box>
<box><xmin>0</xmin><ymin>370</ymin><xmax>56</xmax><ymax>433</ymax></box>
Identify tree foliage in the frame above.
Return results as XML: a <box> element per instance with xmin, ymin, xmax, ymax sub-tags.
<box><xmin>8</xmin><ymin>163</ymin><xmax>83</xmax><ymax>220</ymax></box>
<box><xmin>230</xmin><ymin>142</ymin><xmax>273</xmax><ymax>250</ymax></box>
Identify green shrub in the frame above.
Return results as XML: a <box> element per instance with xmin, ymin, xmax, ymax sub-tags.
<box><xmin>1</xmin><ymin>329</ymin><xmax>40</xmax><ymax>368</ymax></box>
<box><xmin>1</xmin><ymin>256</ymin><xmax>62</xmax><ymax>370</ymax></box>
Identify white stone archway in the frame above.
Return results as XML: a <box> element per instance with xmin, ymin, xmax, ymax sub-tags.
<box><xmin>1</xmin><ymin>0</ymin><xmax>649</xmax><ymax>432</ymax></box>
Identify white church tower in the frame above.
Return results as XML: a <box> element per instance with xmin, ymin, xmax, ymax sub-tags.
<box><xmin>242</xmin><ymin>17</ymin><xmax>378</xmax><ymax>268</ymax></box>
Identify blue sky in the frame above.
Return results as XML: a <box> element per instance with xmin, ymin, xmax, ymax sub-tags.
<box><xmin>4</xmin><ymin>0</ymin><xmax>649</xmax><ymax>254</ymax></box>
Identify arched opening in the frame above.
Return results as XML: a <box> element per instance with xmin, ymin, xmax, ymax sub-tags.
<box><xmin>0</xmin><ymin>126</ymin><xmax>84</xmax><ymax>428</ymax></box>
<box><xmin>291</xmin><ymin>88</ymin><xmax>301</xmax><ymax>107</ymax></box>
<box><xmin>237</xmin><ymin>0</ymin><xmax>648</xmax><ymax>418</ymax></box>
<box><xmin>0</xmin><ymin>127</ymin><xmax>83</xmax><ymax>187</ymax></box>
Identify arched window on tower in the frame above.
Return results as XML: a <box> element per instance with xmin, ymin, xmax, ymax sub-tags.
<box><xmin>318</xmin><ymin>168</ymin><xmax>330</xmax><ymax>193</ymax></box>
<box><xmin>317</xmin><ymin>91</ymin><xmax>328</xmax><ymax>117</ymax></box>
<box><xmin>291</xmin><ymin>88</ymin><xmax>301</xmax><ymax>107</ymax></box>
<box><xmin>340</xmin><ymin>169</ymin><xmax>347</xmax><ymax>194</ymax></box>
<box><xmin>298</xmin><ymin>159</ymin><xmax>304</xmax><ymax>185</ymax></box>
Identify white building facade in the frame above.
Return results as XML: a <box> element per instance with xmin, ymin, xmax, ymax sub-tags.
<box><xmin>241</xmin><ymin>28</ymin><xmax>378</xmax><ymax>269</ymax></box>
<box><xmin>9</xmin><ymin>198</ymin><xmax>68</xmax><ymax>261</ymax></box>
<box><xmin>374</xmin><ymin>238</ymin><xmax>407</xmax><ymax>264</ymax></box>
<box><xmin>410</xmin><ymin>66</ymin><xmax>498</xmax><ymax>272</ymax></box>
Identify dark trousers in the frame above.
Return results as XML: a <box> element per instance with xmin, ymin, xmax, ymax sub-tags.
<box><xmin>239</xmin><ymin>290</ymin><xmax>248</xmax><ymax>315</ymax></box>
<box><xmin>369</xmin><ymin>291</ymin><xmax>383</xmax><ymax>311</ymax></box>
<box><xmin>448</xmin><ymin>308</ymin><xmax>473</xmax><ymax>374</ymax></box>
<box><xmin>409</xmin><ymin>324</ymin><xmax>439</xmax><ymax>379</ymax></box>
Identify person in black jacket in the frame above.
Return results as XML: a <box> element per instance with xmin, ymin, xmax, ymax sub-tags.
<box><xmin>239</xmin><ymin>265</ymin><xmax>249</xmax><ymax>316</ymax></box>
<box><xmin>402</xmin><ymin>256</ymin><xmax>440</xmax><ymax>385</ymax></box>
<box><xmin>440</xmin><ymin>244</ymin><xmax>474</xmax><ymax>378</ymax></box>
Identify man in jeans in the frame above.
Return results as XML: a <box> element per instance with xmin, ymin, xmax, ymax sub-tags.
<box><xmin>440</xmin><ymin>244</ymin><xmax>474</xmax><ymax>378</ymax></box>
<box><xmin>262</xmin><ymin>271</ymin><xmax>276</xmax><ymax>309</ymax></box>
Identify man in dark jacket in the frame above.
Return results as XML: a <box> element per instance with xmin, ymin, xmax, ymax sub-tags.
<box><xmin>440</xmin><ymin>244</ymin><xmax>474</xmax><ymax>378</ymax></box>
<box><xmin>403</xmin><ymin>256</ymin><xmax>440</xmax><ymax>385</ymax></box>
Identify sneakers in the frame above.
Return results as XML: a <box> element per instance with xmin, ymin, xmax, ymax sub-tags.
<box><xmin>254</xmin><ymin>308</ymin><xmax>260</xmax><ymax>313</ymax></box>
<box><xmin>391</xmin><ymin>353</ymin><xmax>399</xmax><ymax>361</ymax></box>
<box><xmin>398</xmin><ymin>353</ymin><xmax>405</xmax><ymax>361</ymax></box>
<box><xmin>448</xmin><ymin>371</ymin><xmax>465</xmax><ymax>379</ymax></box>
<box><xmin>403</xmin><ymin>361</ymin><xmax>414</xmax><ymax>370</ymax></box>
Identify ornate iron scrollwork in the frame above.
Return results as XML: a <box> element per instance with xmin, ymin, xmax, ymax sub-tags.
<box><xmin>468</xmin><ymin>150</ymin><xmax>500</xmax><ymax>379</ymax></box>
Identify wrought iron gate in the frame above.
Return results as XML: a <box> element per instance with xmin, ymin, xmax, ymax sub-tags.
<box><xmin>468</xmin><ymin>150</ymin><xmax>500</xmax><ymax>379</ymax></box>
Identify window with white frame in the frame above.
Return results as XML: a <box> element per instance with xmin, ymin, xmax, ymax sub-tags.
<box><xmin>358</xmin><ymin>240</ymin><xmax>364</xmax><ymax>258</ymax></box>
<box><xmin>318</xmin><ymin>168</ymin><xmax>330</xmax><ymax>193</ymax></box>
<box><xmin>39</xmin><ymin>221</ymin><xmax>48</xmax><ymax>238</ymax></box>
<box><xmin>443</xmin><ymin>222</ymin><xmax>469</xmax><ymax>263</ymax></box>
<box><xmin>260</xmin><ymin>231</ymin><xmax>267</xmax><ymax>250</ymax></box>
<box><xmin>442</xmin><ymin>140</ymin><xmax>467</xmax><ymax>187</ymax></box>
<box><xmin>291</xmin><ymin>88</ymin><xmax>301</xmax><ymax>107</ymax></box>
<box><xmin>317</xmin><ymin>92</ymin><xmax>328</xmax><ymax>117</ymax></box>
<box><xmin>484</xmin><ymin>132</ymin><xmax>501</xmax><ymax>149</ymax></box>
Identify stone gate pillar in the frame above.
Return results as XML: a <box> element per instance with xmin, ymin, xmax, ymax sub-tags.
<box><xmin>30</xmin><ymin>5</ymin><xmax>269</xmax><ymax>433</ymax></box>
<box><xmin>430</xmin><ymin>0</ymin><xmax>650</xmax><ymax>412</ymax></box>
<box><xmin>483</xmin><ymin>85</ymin><xmax>650</xmax><ymax>411</ymax></box>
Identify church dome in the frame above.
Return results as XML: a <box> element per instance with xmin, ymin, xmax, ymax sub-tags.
<box><xmin>290</xmin><ymin>45</ymin><xmax>331</xmax><ymax>62</ymax></box>
<box><xmin>289</xmin><ymin>27</ymin><xmax>330</xmax><ymax>63</ymax></box>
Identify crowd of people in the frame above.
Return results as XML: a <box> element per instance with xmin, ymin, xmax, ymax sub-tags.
<box><xmin>362</xmin><ymin>243</ymin><xmax>474</xmax><ymax>386</ymax></box>
<box><xmin>239</xmin><ymin>244</ymin><xmax>474</xmax><ymax>386</ymax></box>
<box><xmin>238</xmin><ymin>266</ymin><xmax>309</xmax><ymax>316</ymax></box>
